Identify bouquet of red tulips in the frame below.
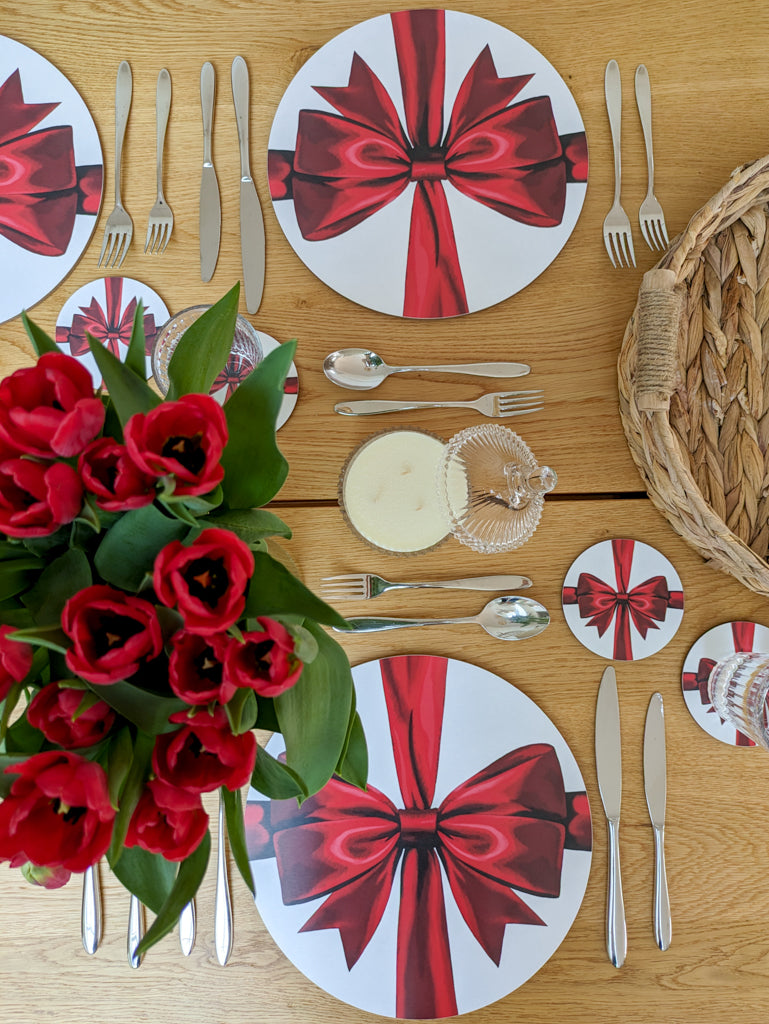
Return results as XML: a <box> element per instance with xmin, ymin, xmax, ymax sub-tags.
<box><xmin>0</xmin><ymin>284</ymin><xmax>364</xmax><ymax>954</ymax></box>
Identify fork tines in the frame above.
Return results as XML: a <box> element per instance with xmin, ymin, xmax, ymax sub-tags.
<box><xmin>494</xmin><ymin>390</ymin><xmax>544</xmax><ymax>416</ymax></box>
<box><xmin>320</xmin><ymin>575</ymin><xmax>371</xmax><ymax>600</ymax></box>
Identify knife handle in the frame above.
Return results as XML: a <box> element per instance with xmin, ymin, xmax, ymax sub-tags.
<box><xmin>606</xmin><ymin>817</ymin><xmax>627</xmax><ymax>968</ymax></box>
<box><xmin>653</xmin><ymin>824</ymin><xmax>672</xmax><ymax>950</ymax></box>
<box><xmin>200</xmin><ymin>62</ymin><xmax>215</xmax><ymax>165</ymax></box>
<box><xmin>231</xmin><ymin>56</ymin><xmax>252</xmax><ymax>178</ymax></box>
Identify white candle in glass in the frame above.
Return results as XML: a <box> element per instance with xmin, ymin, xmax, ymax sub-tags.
<box><xmin>341</xmin><ymin>430</ymin><xmax>454</xmax><ymax>553</ymax></box>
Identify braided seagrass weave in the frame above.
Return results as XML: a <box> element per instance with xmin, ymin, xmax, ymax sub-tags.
<box><xmin>618</xmin><ymin>154</ymin><xmax>769</xmax><ymax>596</ymax></box>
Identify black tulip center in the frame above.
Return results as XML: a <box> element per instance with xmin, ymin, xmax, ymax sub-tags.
<box><xmin>183</xmin><ymin>557</ymin><xmax>228</xmax><ymax>608</ymax></box>
<box><xmin>162</xmin><ymin>433</ymin><xmax>206</xmax><ymax>475</ymax></box>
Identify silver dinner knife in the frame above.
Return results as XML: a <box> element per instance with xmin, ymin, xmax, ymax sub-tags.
<box><xmin>595</xmin><ymin>666</ymin><xmax>626</xmax><ymax>968</ymax></box>
<box><xmin>644</xmin><ymin>692</ymin><xmax>671</xmax><ymax>951</ymax></box>
<box><xmin>231</xmin><ymin>56</ymin><xmax>265</xmax><ymax>313</ymax></box>
<box><xmin>127</xmin><ymin>893</ymin><xmax>145</xmax><ymax>968</ymax></box>
<box><xmin>199</xmin><ymin>61</ymin><xmax>221</xmax><ymax>281</ymax></box>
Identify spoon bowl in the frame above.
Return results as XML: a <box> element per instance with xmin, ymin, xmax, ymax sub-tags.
<box><xmin>333</xmin><ymin>595</ymin><xmax>550</xmax><ymax>640</ymax></box>
<box><xmin>323</xmin><ymin>347</ymin><xmax>531</xmax><ymax>390</ymax></box>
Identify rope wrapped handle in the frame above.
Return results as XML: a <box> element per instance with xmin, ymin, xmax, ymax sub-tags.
<box><xmin>635</xmin><ymin>268</ymin><xmax>682</xmax><ymax>411</ymax></box>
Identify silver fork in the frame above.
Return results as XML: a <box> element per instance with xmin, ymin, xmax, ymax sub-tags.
<box><xmin>635</xmin><ymin>65</ymin><xmax>669</xmax><ymax>251</ymax></box>
<box><xmin>98</xmin><ymin>60</ymin><xmax>133</xmax><ymax>268</ymax></box>
<box><xmin>602</xmin><ymin>59</ymin><xmax>635</xmax><ymax>268</ymax></box>
<box><xmin>145</xmin><ymin>68</ymin><xmax>173</xmax><ymax>254</ymax></box>
<box><xmin>334</xmin><ymin>390</ymin><xmax>543</xmax><ymax>418</ymax></box>
<box><xmin>321</xmin><ymin>572</ymin><xmax>532</xmax><ymax>600</ymax></box>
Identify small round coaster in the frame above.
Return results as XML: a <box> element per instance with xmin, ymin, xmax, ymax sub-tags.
<box><xmin>55</xmin><ymin>276</ymin><xmax>169</xmax><ymax>388</ymax></box>
<box><xmin>681</xmin><ymin>621</ymin><xmax>769</xmax><ymax>746</ymax></box>
<box><xmin>561</xmin><ymin>537</ymin><xmax>684</xmax><ymax>661</ymax></box>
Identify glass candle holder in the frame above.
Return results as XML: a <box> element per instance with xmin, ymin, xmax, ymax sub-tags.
<box><xmin>437</xmin><ymin>423</ymin><xmax>557</xmax><ymax>553</ymax></box>
<box><xmin>152</xmin><ymin>305</ymin><xmax>263</xmax><ymax>404</ymax></box>
<box><xmin>708</xmin><ymin>652</ymin><xmax>769</xmax><ymax>750</ymax></box>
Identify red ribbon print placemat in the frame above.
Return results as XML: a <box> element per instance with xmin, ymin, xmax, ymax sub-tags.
<box><xmin>246</xmin><ymin>655</ymin><xmax>591</xmax><ymax>1018</ymax></box>
<box><xmin>267</xmin><ymin>8</ymin><xmax>587</xmax><ymax>319</ymax></box>
<box><xmin>562</xmin><ymin>538</ymin><xmax>684</xmax><ymax>661</ymax></box>
<box><xmin>681</xmin><ymin>621</ymin><xmax>769</xmax><ymax>746</ymax></box>
<box><xmin>0</xmin><ymin>36</ymin><xmax>103</xmax><ymax>325</ymax></box>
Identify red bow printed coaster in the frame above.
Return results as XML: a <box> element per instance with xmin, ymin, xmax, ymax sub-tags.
<box><xmin>0</xmin><ymin>37</ymin><xmax>103</xmax><ymax>326</ymax></box>
<box><xmin>245</xmin><ymin>655</ymin><xmax>592</xmax><ymax>1018</ymax></box>
<box><xmin>268</xmin><ymin>8</ymin><xmax>587</xmax><ymax>319</ymax></box>
<box><xmin>55</xmin><ymin>277</ymin><xmax>169</xmax><ymax>388</ymax></box>
<box><xmin>562</xmin><ymin>538</ymin><xmax>684</xmax><ymax>661</ymax></box>
<box><xmin>681</xmin><ymin>621</ymin><xmax>769</xmax><ymax>746</ymax></box>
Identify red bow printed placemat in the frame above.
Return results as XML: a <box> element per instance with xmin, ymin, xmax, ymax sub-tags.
<box><xmin>268</xmin><ymin>8</ymin><xmax>587</xmax><ymax>319</ymax></box>
<box><xmin>562</xmin><ymin>538</ymin><xmax>684</xmax><ymax>661</ymax></box>
<box><xmin>245</xmin><ymin>655</ymin><xmax>592</xmax><ymax>1018</ymax></box>
<box><xmin>55</xmin><ymin>277</ymin><xmax>169</xmax><ymax>388</ymax></box>
<box><xmin>681</xmin><ymin>621</ymin><xmax>769</xmax><ymax>746</ymax></box>
<box><xmin>0</xmin><ymin>36</ymin><xmax>103</xmax><ymax>325</ymax></box>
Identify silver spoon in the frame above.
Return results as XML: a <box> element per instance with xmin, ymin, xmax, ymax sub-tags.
<box><xmin>323</xmin><ymin>348</ymin><xmax>531</xmax><ymax>390</ymax></box>
<box><xmin>214</xmin><ymin>792</ymin><xmax>233</xmax><ymax>966</ymax></box>
<box><xmin>332</xmin><ymin>595</ymin><xmax>549</xmax><ymax>639</ymax></box>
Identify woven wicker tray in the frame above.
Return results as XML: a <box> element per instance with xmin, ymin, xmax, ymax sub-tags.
<box><xmin>618</xmin><ymin>154</ymin><xmax>769</xmax><ymax>596</ymax></box>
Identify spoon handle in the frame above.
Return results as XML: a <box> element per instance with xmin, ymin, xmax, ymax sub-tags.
<box><xmin>334</xmin><ymin>615</ymin><xmax>477</xmax><ymax>632</ymax></box>
<box><xmin>392</xmin><ymin>361</ymin><xmax>530</xmax><ymax>378</ymax></box>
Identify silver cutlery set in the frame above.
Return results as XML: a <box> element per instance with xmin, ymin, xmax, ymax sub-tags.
<box><xmin>323</xmin><ymin>346</ymin><xmax>542</xmax><ymax>418</ymax></box>
<box><xmin>596</xmin><ymin>668</ymin><xmax>671</xmax><ymax>968</ymax></box>
<box><xmin>603</xmin><ymin>60</ymin><xmax>669</xmax><ymax>268</ymax></box>
<box><xmin>82</xmin><ymin>793</ymin><xmax>233</xmax><ymax>966</ymax></box>
<box><xmin>98</xmin><ymin>58</ymin><xmax>265</xmax><ymax>311</ymax></box>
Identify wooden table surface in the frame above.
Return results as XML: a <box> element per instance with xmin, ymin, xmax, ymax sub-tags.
<box><xmin>3</xmin><ymin>1</ymin><xmax>769</xmax><ymax>1021</ymax></box>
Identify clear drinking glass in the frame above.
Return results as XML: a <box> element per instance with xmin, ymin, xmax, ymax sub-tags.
<box><xmin>152</xmin><ymin>305</ymin><xmax>263</xmax><ymax>402</ymax></box>
<box><xmin>708</xmin><ymin>652</ymin><xmax>769</xmax><ymax>749</ymax></box>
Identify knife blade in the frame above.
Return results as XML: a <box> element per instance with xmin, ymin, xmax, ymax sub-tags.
<box><xmin>595</xmin><ymin>666</ymin><xmax>626</xmax><ymax>968</ymax></box>
<box><xmin>231</xmin><ymin>56</ymin><xmax>265</xmax><ymax>314</ymax></box>
<box><xmin>644</xmin><ymin>692</ymin><xmax>671</xmax><ymax>951</ymax></box>
<box><xmin>199</xmin><ymin>61</ymin><xmax>221</xmax><ymax>282</ymax></box>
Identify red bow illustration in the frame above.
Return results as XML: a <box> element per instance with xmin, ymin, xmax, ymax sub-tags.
<box><xmin>246</xmin><ymin>655</ymin><xmax>590</xmax><ymax>1019</ymax></box>
<box><xmin>268</xmin><ymin>9</ymin><xmax>587</xmax><ymax>318</ymax></box>
<box><xmin>682</xmin><ymin>621</ymin><xmax>756</xmax><ymax>745</ymax></box>
<box><xmin>0</xmin><ymin>69</ymin><xmax>102</xmax><ymax>256</ymax></box>
<box><xmin>562</xmin><ymin>538</ymin><xmax>683</xmax><ymax>660</ymax></box>
<box><xmin>55</xmin><ymin>277</ymin><xmax>157</xmax><ymax>361</ymax></box>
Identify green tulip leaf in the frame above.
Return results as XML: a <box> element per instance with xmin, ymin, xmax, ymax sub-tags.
<box><xmin>20</xmin><ymin>547</ymin><xmax>92</xmax><ymax>623</ymax></box>
<box><xmin>88</xmin><ymin>680</ymin><xmax>185</xmax><ymax>736</ymax></box>
<box><xmin>204</xmin><ymin>508</ymin><xmax>292</xmax><ymax>544</ymax></box>
<box><xmin>336</xmin><ymin>708</ymin><xmax>368</xmax><ymax>791</ymax></box>
<box><xmin>125</xmin><ymin>300</ymin><xmax>148</xmax><ymax>380</ymax></box>
<box><xmin>274</xmin><ymin>622</ymin><xmax>353</xmax><ymax>796</ymax></box>
<box><xmin>107</xmin><ymin>730</ymin><xmax>155</xmax><ymax>864</ymax></box>
<box><xmin>165</xmin><ymin>284</ymin><xmax>240</xmax><ymax>401</ymax></box>
<box><xmin>225</xmin><ymin>687</ymin><xmax>258</xmax><ymax>736</ymax></box>
<box><xmin>109</xmin><ymin>844</ymin><xmax>178</xmax><ymax>915</ymax></box>
<box><xmin>0</xmin><ymin>557</ymin><xmax>44</xmax><ymax>602</ymax></box>
<box><xmin>94</xmin><ymin>503</ymin><xmax>189</xmax><ymax>591</ymax></box>
<box><xmin>220</xmin><ymin>341</ymin><xmax>296</xmax><ymax>510</ymax></box>
<box><xmin>21</xmin><ymin>311</ymin><xmax>59</xmax><ymax>356</ymax></box>
<box><xmin>250</xmin><ymin>743</ymin><xmax>307</xmax><ymax>800</ymax></box>
<box><xmin>88</xmin><ymin>334</ymin><xmax>161</xmax><ymax>425</ymax></box>
<box><xmin>135</xmin><ymin>832</ymin><xmax>211</xmax><ymax>955</ymax></box>
<box><xmin>244</xmin><ymin>551</ymin><xmax>348</xmax><ymax>629</ymax></box>
<box><xmin>222</xmin><ymin>787</ymin><xmax>256</xmax><ymax>897</ymax></box>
